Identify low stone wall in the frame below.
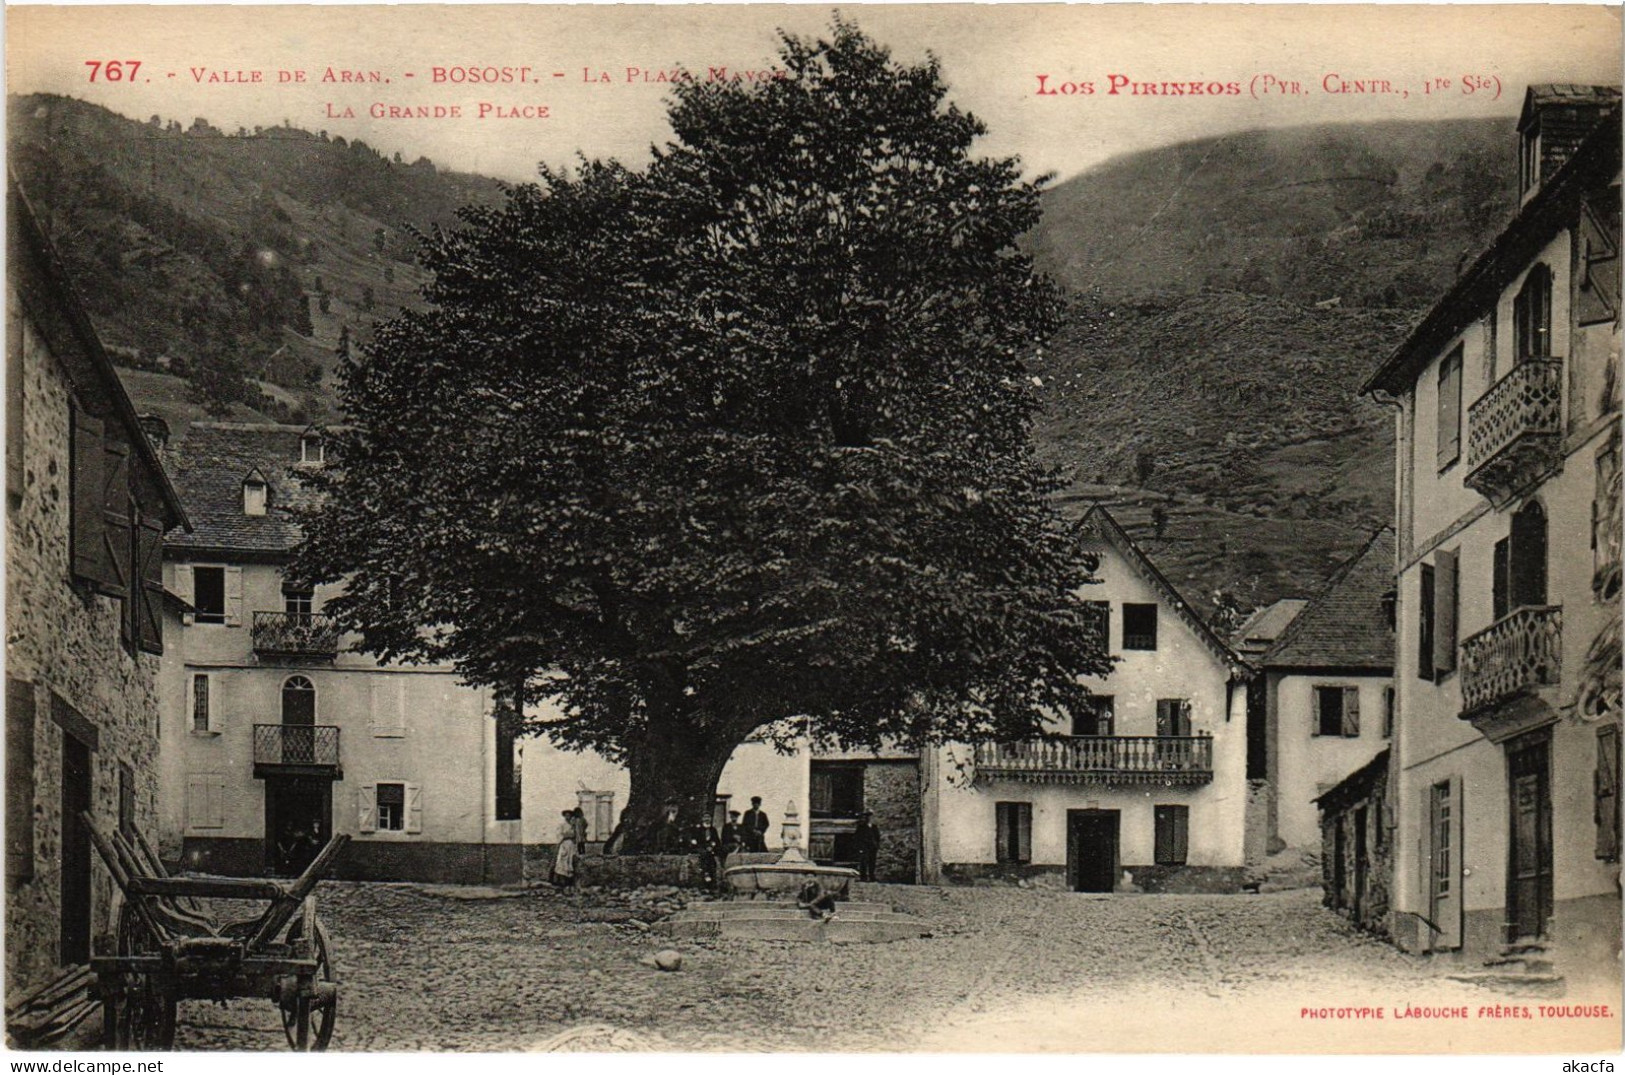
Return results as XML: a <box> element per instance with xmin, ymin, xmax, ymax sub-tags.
<box><xmin>575</xmin><ymin>853</ymin><xmax>710</xmax><ymax>888</ymax></box>
<box><xmin>941</xmin><ymin>862</ymin><xmax>1249</xmax><ymax>894</ymax></box>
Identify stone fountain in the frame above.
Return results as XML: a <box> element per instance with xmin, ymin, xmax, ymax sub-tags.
<box><xmin>657</xmin><ymin>801</ymin><xmax>930</xmax><ymax>943</ymax></box>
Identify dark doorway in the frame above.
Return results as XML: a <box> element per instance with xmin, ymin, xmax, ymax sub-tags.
<box><xmin>60</xmin><ymin>735</ymin><xmax>93</xmax><ymax>965</ymax></box>
<box><xmin>1507</xmin><ymin>731</ymin><xmax>1553</xmax><ymax>941</ymax></box>
<box><xmin>1332</xmin><ymin>817</ymin><xmax>1346</xmax><ymax>910</ymax></box>
<box><xmin>1067</xmin><ymin>810</ymin><xmax>1119</xmax><ymax>893</ymax></box>
<box><xmin>265</xmin><ymin>777</ymin><xmax>332</xmax><ymax>877</ymax></box>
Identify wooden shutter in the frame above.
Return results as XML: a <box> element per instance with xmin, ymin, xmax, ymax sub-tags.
<box><xmin>1016</xmin><ymin>803</ymin><xmax>1031</xmax><ymax>863</ymax></box>
<box><xmin>135</xmin><ymin>514</ymin><xmax>165</xmax><ymax>654</ymax></box>
<box><xmin>100</xmin><ymin>436</ymin><xmax>132</xmax><ymax>602</ymax></box>
<box><xmin>1418</xmin><ymin>564</ymin><xmax>1436</xmax><ymax>680</ymax></box>
<box><xmin>371</xmin><ymin>678</ymin><xmax>406</xmax><ymax>737</ymax></box>
<box><xmin>1157</xmin><ymin>700</ymin><xmax>1172</xmax><ymax>737</ymax></box>
<box><xmin>173</xmin><ymin>563</ymin><xmax>194</xmax><ymax>614</ymax></box>
<box><xmin>6</xmin><ymin>678</ymin><xmax>36</xmax><ymax>881</ymax></box>
<box><xmin>1155</xmin><ymin>806</ymin><xmax>1173</xmax><ymax>864</ymax></box>
<box><xmin>358</xmin><ymin>784</ymin><xmax>377</xmax><ymax>833</ymax></box>
<box><xmin>70</xmin><ymin>407</ymin><xmax>108</xmax><ymax>585</ymax></box>
<box><xmin>223</xmin><ymin>565</ymin><xmax>244</xmax><ymax>626</ymax></box>
<box><xmin>1174</xmin><ymin>806</ymin><xmax>1189</xmax><ymax>864</ymax></box>
<box><xmin>1341</xmin><ymin>687</ymin><xmax>1361</xmax><ymax>737</ymax></box>
<box><xmin>1597</xmin><ymin>725</ymin><xmax>1620</xmax><ymax>862</ymax></box>
<box><xmin>405</xmin><ymin>783</ymin><xmax>423</xmax><ymax>834</ymax></box>
<box><xmin>186</xmin><ymin>774</ymin><xmax>224</xmax><ymax>829</ymax></box>
<box><xmin>1493</xmin><ymin>537</ymin><xmax>1511</xmax><ymax>622</ymax></box>
<box><xmin>995</xmin><ymin>802</ymin><xmax>1011</xmax><ymax>862</ymax></box>
<box><xmin>1433</xmin><ymin>551</ymin><xmax>1458</xmax><ymax>677</ymax></box>
<box><xmin>1577</xmin><ymin>193</ymin><xmax>1622</xmax><ymax>326</ymax></box>
<box><xmin>1436</xmin><ymin>351</ymin><xmax>1462</xmax><ymax>468</ymax></box>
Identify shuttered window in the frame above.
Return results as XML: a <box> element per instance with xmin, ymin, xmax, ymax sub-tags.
<box><xmin>1597</xmin><ymin>724</ymin><xmax>1620</xmax><ymax>863</ymax></box>
<box><xmin>186</xmin><ymin>773</ymin><xmax>226</xmax><ymax>830</ymax></box>
<box><xmin>1154</xmin><ymin>805</ymin><xmax>1189</xmax><ymax>866</ymax></box>
<box><xmin>1313</xmin><ymin>686</ymin><xmax>1360</xmax><ymax>737</ymax></box>
<box><xmin>375</xmin><ymin>783</ymin><xmax>406</xmax><ymax>831</ymax></box>
<box><xmin>1436</xmin><ymin>347</ymin><xmax>1463</xmax><ymax>470</ymax></box>
<box><xmin>134</xmin><ymin>515</ymin><xmax>164</xmax><ymax>654</ymax></box>
<box><xmin>1433</xmin><ymin>550</ymin><xmax>1458</xmax><ymax>678</ymax></box>
<box><xmin>995</xmin><ymin>801</ymin><xmax>1031</xmax><ymax>864</ymax></box>
<box><xmin>1418</xmin><ymin>564</ymin><xmax>1436</xmax><ymax>681</ymax></box>
<box><xmin>1156</xmin><ymin>699</ymin><xmax>1191</xmax><ymax>737</ymax></box>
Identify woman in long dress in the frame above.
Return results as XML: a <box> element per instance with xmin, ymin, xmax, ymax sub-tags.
<box><xmin>552</xmin><ymin>809</ymin><xmax>578</xmax><ymax>888</ymax></box>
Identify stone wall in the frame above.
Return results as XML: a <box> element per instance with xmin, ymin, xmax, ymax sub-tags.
<box><xmin>575</xmin><ymin>853</ymin><xmax>710</xmax><ymax>888</ymax></box>
<box><xmin>863</xmin><ymin>760</ymin><xmax>920</xmax><ymax>883</ymax></box>
<box><xmin>1318</xmin><ymin>759</ymin><xmax>1392</xmax><ymax>937</ymax></box>
<box><xmin>5</xmin><ymin>300</ymin><xmax>163</xmax><ymax>994</ymax></box>
<box><xmin>940</xmin><ymin>861</ymin><xmax>1248</xmax><ymax>893</ymax></box>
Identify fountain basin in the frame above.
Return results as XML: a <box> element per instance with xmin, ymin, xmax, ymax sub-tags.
<box><xmin>723</xmin><ymin>860</ymin><xmax>858</xmax><ymax>900</ymax></box>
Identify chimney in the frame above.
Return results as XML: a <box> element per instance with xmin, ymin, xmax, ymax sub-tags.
<box><xmin>1517</xmin><ymin>85</ymin><xmax>1622</xmax><ymax>204</ymax></box>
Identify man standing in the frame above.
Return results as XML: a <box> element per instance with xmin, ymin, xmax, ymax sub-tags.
<box><xmin>742</xmin><ymin>796</ymin><xmax>770</xmax><ymax>852</ymax></box>
<box><xmin>855</xmin><ymin>810</ymin><xmax>882</xmax><ymax>882</ymax></box>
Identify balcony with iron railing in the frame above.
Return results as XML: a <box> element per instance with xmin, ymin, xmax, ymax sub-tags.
<box><xmin>253</xmin><ymin>724</ymin><xmax>342</xmax><ymax>778</ymax></box>
<box><xmin>973</xmin><ymin>735</ymin><xmax>1213</xmax><ymax>785</ymax></box>
<box><xmin>1465</xmin><ymin>358</ymin><xmax>1564</xmax><ymax>499</ymax></box>
<box><xmin>251</xmin><ymin>612</ymin><xmax>341</xmax><ymax>661</ymax></box>
<box><xmin>1459</xmin><ymin>605</ymin><xmax>1563</xmax><ymax>718</ymax></box>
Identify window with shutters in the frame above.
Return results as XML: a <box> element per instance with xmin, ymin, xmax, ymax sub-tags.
<box><xmin>1433</xmin><ymin>550</ymin><xmax>1459</xmax><ymax>679</ymax></box>
<box><xmin>6</xmin><ymin>678</ymin><xmax>35</xmax><ymax>882</ymax></box>
<box><xmin>191</xmin><ymin>673</ymin><xmax>212</xmax><ymax>734</ymax></box>
<box><xmin>1513</xmin><ymin>265</ymin><xmax>1553</xmax><ymax>361</ymax></box>
<box><xmin>185</xmin><ymin>773</ymin><xmax>226</xmax><ymax>830</ymax></box>
<box><xmin>1418</xmin><ymin>563</ymin><xmax>1436</xmax><ymax>681</ymax></box>
<box><xmin>576</xmin><ymin>791</ymin><xmax>615</xmax><ymax>841</ymax></box>
<box><xmin>1072</xmin><ymin>695</ymin><xmax>1114</xmax><ymax>737</ymax></box>
<box><xmin>1597</xmin><ymin>724</ymin><xmax>1620</xmax><ymax>863</ymax></box>
<box><xmin>376</xmin><ymin>783</ymin><xmax>406</xmax><ymax>831</ymax></box>
<box><xmin>1156</xmin><ymin>698</ymin><xmax>1191</xmax><ymax>737</ymax></box>
<box><xmin>1312</xmin><ymin>686</ymin><xmax>1360</xmax><ymax>738</ymax></box>
<box><xmin>1084</xmin><ymin>600</ymin><xmax>1110</xmax><ymax>653</ymax></box>
<box><xmin>193</xmin><ymin>566</ymin><xmax>227</xmax><ymax>624</ymax></box>
<box><xmin>995</xmin><ymin>801</ymin><xmax>1031</xmax><ymax>864</ymax></box>
<box><xmin>1154</xmin><ymin>805</ymin><xmax>1189</xmax><ymax>866</ymax></box>
<box><xmin>1436</xmin><ymin>347</ymin><xmax>1463</xmax><ymax>471</ymax></box>
<box><xmin>1123</xmin><ymin>604</ymin><xmax>1157</xmax><ymax>650</ymax></box>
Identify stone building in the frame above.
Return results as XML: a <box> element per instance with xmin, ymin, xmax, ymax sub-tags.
<box><xmin>808</xmin><ymin>745</ymin><xmax>922</xmax><ymax>883</ymax></box>
<box><xmin>1361</xmin><ymin>85</ymin><xmax>1621</xmax><ymax>983</ymax></box>
<box><xmin>5</xmin><ymin>186</ymin><xmax>188</xmax><ymax>992</ymax></box>
<box><xmin>1316</xmin><ymin>749</ymin><xmax>1393</xmax><ymax>936</ymax></box>
<box><xmin>156</xmin><ymin>420</ymin><xmax>805</xmax><ymax>884</ymax></box>
<box><xmin>924</xmin><ymin>505</ymin><xmax>1254</xmax><ymax>892</ymax></box>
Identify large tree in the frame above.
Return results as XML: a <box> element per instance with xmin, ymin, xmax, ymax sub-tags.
<box><xmin>292</xmin><ymin>20</ymin><xmax>1112</xmax><ymax>849</ymax></box>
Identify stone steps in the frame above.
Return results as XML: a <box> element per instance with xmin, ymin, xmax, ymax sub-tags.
<box><xmin>1446</xmin><ymin>937</ymin><xmax>1565</xmax><ymax>997</ymax></box>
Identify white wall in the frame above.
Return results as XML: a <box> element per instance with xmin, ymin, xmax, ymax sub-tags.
<box><xmin>1272</xmin><ymin>672</ymin><xmax>1390</xmax><ymax>848</ymax></box>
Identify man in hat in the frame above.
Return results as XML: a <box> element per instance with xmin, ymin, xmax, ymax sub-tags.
<box><xmin>742</xmin><ymin>796</ymin><xmax>770</xmax><ymax>852</ymax></box>
<box><xmin>855</xmin><ymin>809</ymin><xmax>882</xmax><ymax>882</ymax></box>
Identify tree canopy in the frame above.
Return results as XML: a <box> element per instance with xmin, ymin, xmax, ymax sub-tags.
<box><xmin>292</xmin><ymin>19</ymin><xmax>1112</xmax><ymax>846</ymax></box>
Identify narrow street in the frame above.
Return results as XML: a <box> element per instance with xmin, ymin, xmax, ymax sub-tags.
<box><xmin>171</xmin><ymin>884</ymin><xmax>1621</xmax><ymax>1053</ymax></box>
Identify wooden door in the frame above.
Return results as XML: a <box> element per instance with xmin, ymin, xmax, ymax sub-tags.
<box><xmin>1507</xmin><ymin>733</ymin><xmax>1553</xmax><ymax>941</ymax></box>
<box><xmin>59</xmin><ymin>736</ymin><xmax>93</xmax><ymax>965</ymax></box>
<box><xmin>1067</xmin><ymin>810</ymin><xmax>1119</xmax><ymax>893</ymax></box>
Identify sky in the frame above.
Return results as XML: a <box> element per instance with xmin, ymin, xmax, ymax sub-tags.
<box><xmin>7</xmin><ymin>5</ymin><xmax>1622</xmax><ymax>185</ymax></box>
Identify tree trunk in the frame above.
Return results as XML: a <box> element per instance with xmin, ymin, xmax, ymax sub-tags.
<box><xmin>610</xmin><ymin>722</ymin><xmax>739</xmax><ymax>854</ymax></box>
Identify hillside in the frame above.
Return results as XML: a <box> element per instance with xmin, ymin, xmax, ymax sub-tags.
<box><xmin>1030</xmin><ymin>118</ymin><xmax>1517</xmax><ymax>306</ymax></box>
<box><xmin>8</xmin><ymin>93</ymin><xmax>506</xmax><ymax>420</ymax></box>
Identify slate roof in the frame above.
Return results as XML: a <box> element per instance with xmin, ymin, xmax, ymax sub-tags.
<box><xmin>1521</xmin><ymin>84</ymin><xmax>1622</xmax><ymax>128</ymax></box>
<box><xmin>163</xmin><ymin>422</ymin><xmax>323</xmax><ymax>556</ymax></box>
<box><xmin>1263</xmin><ymin>528</ymin><xmax>1395</xmax><ymax>671</ymax></box>
<box><xmin>1231</xmin><ymin>599</ymin><xmax>1308</xmax><ymax>661</ymax></box>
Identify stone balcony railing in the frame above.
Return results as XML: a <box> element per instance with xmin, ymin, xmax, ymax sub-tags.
<box><xmin>251</xmin><ymin>611</ymin><xmax>341</xmax><ymax>661</ymax></box>
<box><xmin>1465</xmin><ymin>358</ymin><xmax>1564</xmax><ymax>498</ymax></box>
<box><xmin>252</xmin><ymin>724</ymin><xmax>342</xmax><ymax>777</ymax></box>
<box><xmin>973</xmin><ymin>735</ymin><xmax>1213</xmax><ymax>785</ymax></box>
<box><xmin>1459</xmin><ymin>605</ymin><xmax>1563</xmax><ymax>717</ymax></box>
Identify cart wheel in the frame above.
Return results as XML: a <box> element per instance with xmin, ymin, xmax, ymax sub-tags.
<box><xmin>115</xmin><ymin>903</ymin><xmax>178</xmax><ymax>1050</ymax></box>
<box><xmin>280</xmin><ymin>918</ymin><xmax>336</xmax><ymax>1051</ymax></box>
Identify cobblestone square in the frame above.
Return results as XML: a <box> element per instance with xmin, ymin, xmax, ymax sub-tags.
<box><xmin>168</xmin><ymin>884</ymin><xmax>1621</xmax><ymax>1053</ymax></box>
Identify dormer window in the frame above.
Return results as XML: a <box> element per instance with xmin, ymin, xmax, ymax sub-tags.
<box><xmin>300</xmin><ymin>433</ymin><xmax>325</xmax><ymax>465</ymax></box>
<box><xmin>243</xmin><ymin>471</ymin><xmax>268</xmax><ymax>516</ymax></box>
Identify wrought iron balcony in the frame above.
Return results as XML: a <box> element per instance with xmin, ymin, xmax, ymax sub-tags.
<box><xmin>1465</xmin><ymin>359</ymin><xmax>1564</xmax><ymax>498</ymax></box>
<box><xmin>1459</xmin><ymin>605</ymin><xmax>1562</xmax><ymax>717</ymax></box>
<box><xmin>253</xmin><ymin>724</ymin><xmax>341</xmax><ymax>778</ymax></box>
<box><xmin>251</xmin><ymin>612</ymin><xmax>340</xmax><ymax>661</ymax></box>
<box><xmin>973</xmin><ymin>735</ymin><xmax>1213</xmax><ymax>785</ymax></box>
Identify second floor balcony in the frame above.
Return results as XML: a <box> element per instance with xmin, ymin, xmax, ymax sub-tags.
<box><xmin>252</xmin><ymin>611</ymin><xmax>340</xmax><ymax>662</ymax></box>
<box><xmin>253</xmin><ymin>723</ymin><xmax>342</xmax><ymax>778</ymax></box>
<box><xmin>1459</xmin><ymin>605</ymin><xmax>1563</xmax><ymax>718</ymax></box>
<box><xmin>1465</xmin><ymin>358</ymin><xmax>1564</xmax><ymax>499</ymax></box>
<box><xmin>973</xmin><ymin>735</ymin><xmax>1213</xmax><ymax>786</ymax></box>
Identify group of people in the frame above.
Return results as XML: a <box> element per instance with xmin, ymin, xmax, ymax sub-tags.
<box><xmin>549</xmin><ymin>794</ymin><xmax>885</xmax><ymax>888</ymax></box>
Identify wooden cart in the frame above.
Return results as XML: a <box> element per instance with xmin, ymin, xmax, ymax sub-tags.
<box><xmin>83</xmin><ymin>815</ymin><xmax>348</xmax><ymax>1051</ymax></box>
